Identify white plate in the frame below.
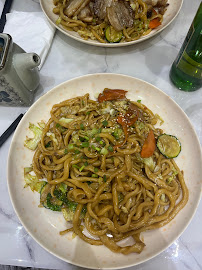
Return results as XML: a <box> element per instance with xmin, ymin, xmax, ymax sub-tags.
<box><xmin>7</xmin><ymin>74</ymin><xmax>202</xmax><ymax>269</ymax></box>
<box><xmin>40</xmin><ymin>0</ymin><xmax>183</xmax><ymax>47</ymax></box>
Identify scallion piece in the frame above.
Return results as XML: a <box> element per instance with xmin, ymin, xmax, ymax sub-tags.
<box><xmin>80</xmin><ymin>123</ymin><xmax>84</xmax><ymax>130</ymax></box>
<box><xmin>94</xmin><ymin>168</ymin><xmax>98</xmax><ymax>173</ymax></box>
<box><xmin>68</xmin><ymin>144</ymin><xmax>74</xmax><ymax>150</ymax></box>
<box><xmin>103</xmin><ymin>175</ymin><xmax>107</xmax><ymax>182</ymax></box>
<box><xmin>64</xmin><ymin>148</ymin><xmax>68</xmax><ymax>154</ymax></box>
<box><xmin>91</xmin><ymin>145</ymin><xmax>96</xmax><ymax>150</ymax></box>
<box><xmin>74</xmin><ymin>149</ymin><xmax>80</xmax><ymax>154</ymax></box>
<box><xmin>79</xmin><ymin>165</ymin><xmax>85</xmax><ymax>172</ymax></box>
<box><xmin>101</xmin><ymin>147</ymin><xmax>108</xmax><ymax>155</ymax></box>
<box><xmin>84</xmin><ymin>161</ymin><xmax>88</xmax><ymax>166</ymax></box>
<box><xmin>102</xmin><ymin>120</ymin><xmax>108</xmax><ymax>127</ymax></box>
<box><xmin>81</xmin><ymin>142</ymin><xmax>89</xmax><ymax>148</ymax></box>
<box><xmin>72</xmin><ymin>164</ymin><xmax>80</xmax><ymax>169</ymax></box>
<box><xmin>92</xmin><ymin>174</ymin><xmax>98</xmax><ymax>178</ymax></box>
<box><xmin>108</xmin><ymin>145</ymin><xmax>114</xmax><ymax>152</ymax></box>
<box><xmin>96</xmin><ymin>147</ymin><xmax>101</xmax><ymax>152</ymax></box>
<box><xmin>96</xmin><ymin>136</ymin><xmax>101</xmax><ymax>142</ymax></box>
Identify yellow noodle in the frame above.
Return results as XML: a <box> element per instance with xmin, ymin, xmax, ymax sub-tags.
<box><xmin>26</xmin><ymin>91</ymin><xmax>188</xmax><ymax>255</ymax></box>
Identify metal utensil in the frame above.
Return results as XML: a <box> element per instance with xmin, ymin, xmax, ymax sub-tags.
<box><xmin>0</xmin><ymin>113</ymin><xmax>24</xmax><ymax>147</ymax></box>
<box><xmin>0</xmin><ymin>0</ymin><xmax>14</xmax><ymax>33</ymax></box>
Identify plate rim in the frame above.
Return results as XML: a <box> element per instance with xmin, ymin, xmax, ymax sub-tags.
<box><xmin>39</xmin><ymin>0</ymin><xmax>184</xmax><ymax>47</ymax></box>
<box><xmin>7</xmin><ymin>73</ymin><xmax>202</xmax><ymax>269</ymax></box>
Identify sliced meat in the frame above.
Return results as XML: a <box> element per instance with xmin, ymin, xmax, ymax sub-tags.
<box><xmin>65</xmin><ymin>0</ymin><xmax>85</xmax><ymax>17</ymax></box>
<box><xmin>107</xmin><ymin>6</ymin><xmax>123</xmax><ymax>31</ymax></box>
<box><xmin>78</xmin><ymin>5</ymin><xmax>93</xmax><ymax>22</ymax></box>
<box><xmin>143</xmin><ymin>0</ymin><xmax>168</xmax><ymax>7</ymax></box>
<box><xmin>94</xmin><ymin>0</ymin><xmax>113</xmax><ymax>20</ymax></box>
<box><xmin>156</xmin><ymin>0</ymin><xmax>168</xmax><ymax>6</ymax></box>
<box><xmin>144</xmin><ymin>0</ymin><xmax>158</xmax><ymax>6</ymax></box>
<box><xmin>74</xmin><ymin>0</ymin><xmax>91</xmax><ymax>16</ymax></box>
<box><xmin>107</xmin><ymin>1</ymin><xmax>134</xmax><ymax>31</ymax></box>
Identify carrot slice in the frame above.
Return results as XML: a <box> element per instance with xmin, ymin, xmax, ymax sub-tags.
<box><xmin>149</xmin><ymin>18</ymin><xmax>161</xmax><ymax>29</ymax></box>
<box><xmin>140</xmin><ymin>130</ymin><xmax>156</xmax><ymax>158</ymax></box>
<box><xmin>98</xmin><ymin>89</ymin><xmax>127</xmax><ymax>103</ymax></box>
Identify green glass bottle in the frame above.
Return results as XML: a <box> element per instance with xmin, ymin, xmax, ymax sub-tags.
<box><xmin>170</xmin><ymin>2</ymin><xmax>202</xmax><ymax>91</ymax></box>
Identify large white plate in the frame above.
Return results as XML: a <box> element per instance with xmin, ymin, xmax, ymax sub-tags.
<box><xmin>40</xmin><ymin>0</ymin><xmax>183</xmax><ymax>47</ymax></box>
<box><xmin>7</xmin><ymin>74</ymin><xmax>202</xmax><ymax>269</ymax></box>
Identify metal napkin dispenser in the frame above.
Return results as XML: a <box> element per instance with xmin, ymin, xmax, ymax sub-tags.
<box><xmin>0</xmin><ymin>33</ymin><xmax>41</xmax><ymax>106</ymax></box>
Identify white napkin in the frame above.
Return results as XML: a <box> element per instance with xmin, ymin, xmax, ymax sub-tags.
<box><xmin>4</xmin><ymin>11</ymin><xmax>55</xmax><ymax>70</ymax></box>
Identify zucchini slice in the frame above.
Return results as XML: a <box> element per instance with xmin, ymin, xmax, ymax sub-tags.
<box><xmin>157</xmin><ymin>134</ymin><xmax>181</xmax><ymax>159</ymax></box>
<box><xmin>105</xmin><ymin>26</ymin><xmax>122</xmax><ymax>43</ymax></box>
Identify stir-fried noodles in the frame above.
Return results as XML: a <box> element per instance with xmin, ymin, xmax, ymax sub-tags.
<box><xmin>52</xmin><ymin>0</ymin><xmax>169</xmax><ymax>43</ymax></box>
<box><xmin>24</xmin><ymin>89</ymin><xmax>188</xmax><ymax>254</ymax></box>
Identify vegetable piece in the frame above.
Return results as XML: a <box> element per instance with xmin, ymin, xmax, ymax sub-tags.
<box><xmin>157</xmin><ymin>134</ymin><xmax>181</xmax><ymax>159</ymax></box>
<box><xmin>72</xmin><ymin>164</ymin><xmax>80</xmax><ymax>169</ymax></box>
<box><xmin>149</xmin><ymin>18</ymin><xmax>161</xmax><ymax>29</ymax></box>
<box><xmin>68</xmin><ymin>144</ymin><xmax>74</xmax><ymax>150</ymax></box>
<box><xmin>40</xmin><ymin>183</ymin><xmax>51</xmax><ymax>209</ymax></box>
<box><xmin>103</xmin><ymin>175</ymin><xmax>107</xmax><ymax>182</ymax></box>
<box><xmin>62</xmin><ymin>204</ymin><xmax>86</xmax><ymax>222</ymax></box>
<box><xmin>46</xmin><ymin>193</ymin><xmax>63</xmax><ymax>211</ymax></box>
<box><xmin>140</xmin><ymin>130</ymin><xmax>156</xmax><ymax>158</ymax></box>
<box><xmin>80</xmin><ymin>123</ymin><xmax>84</xmax><ymax>130</ymax></box>
<box><xmin>143</xmin><ymin>157</ymin><xmax>155</xmax><ymax>172</ymax></box>
<box><xmin>105</xmin><ymin>26</ymin><xmax>123</xmax><ymax>43</ymax></box>
<box><xmin>102</xmin><ymin>120</ymin><xmax>108</xmax><ymax>127</ymax></box>
<box><xmin>112</xmin><ymin>128</ymin><xmax>123</xmax><ymax>140</ymax></box>
<box><xmin>115</xmin><ymin>108</ymin><xmax>139</xmax><ymax>148</ymax></box>
<box><xmin>24</xmin><ymin>168</ymin><xmax>46</xmax><ymax>193</ymax></box>
<box><xmin>56</xmin><ymin>16</ymin><xmax>62</xmax><ymax>25</ymax></box>
<box><xmin>53</xmin><ymin>189</ymin><xmax>86</xmax><ymax>220</ymax></box>
<box><xmin>81</xmin><ymin>142</ymin><xmax>89</xmax><ymax>148</ymax></box>
<box><xmin>59</xmin><ymin>117</ymin><xmax>74</xmax><ymax>125</ymax></box>
<box><xmin>167</xmin><ymin>169</ymin><xmax>178</xmax><ymax>184</ymax></box>
<box><xmin>108</xmin><ymin>145</ymin><xmax>114</xmax><ymax>152</ymax></box>
<box><xmin>161</xmin><ymin>194</ymin><xmax>166</xmax><ymax>202</ymax></box>
<box><xmin>79</xmin><ymin>165</ymin><xmax>85</xmax><ymax>172</ymax></box>
<box><xmin>46</xmin><ymin>132</ymin><xmax>58</xmax><ymax>145</ymax></box>
<box><xmin>100</xmin><ymin>147</ymin><xmax>108</xmax><ymax>155</ymax></box>
<box><xmin>58</xmin><ymin>183</ymin><xmax>67</xmax><ymax>193</ymax></box>
<box><xmin>24</xmin><ymin>123</ymin><xmax>43</xmax><ymax>150</ymax></box>
<box><xmin>98</xmin><ymin>88</ymin><xmax>127</xmax><ymax>103</ymax></box>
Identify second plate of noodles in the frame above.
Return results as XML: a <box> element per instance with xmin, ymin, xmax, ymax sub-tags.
<box><xmin>23</xmin><ymin>88</ymin><xmax>188</xmax><ymax>255</ymax></box>
<box><xmin>7</xmin><ymin>74</ymin><xmax>202</xmax><ymax>269</ymax></box>
<box><xmin>40</xmin><ymin>0</ymin><xmax>183</xmax><ymax>46</ymax></box>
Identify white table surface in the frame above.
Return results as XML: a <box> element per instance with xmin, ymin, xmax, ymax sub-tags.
<box><xmin>0</xmin><ymin>0</ymin><xmax>201</xmax><ymax>269</ymax></box>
